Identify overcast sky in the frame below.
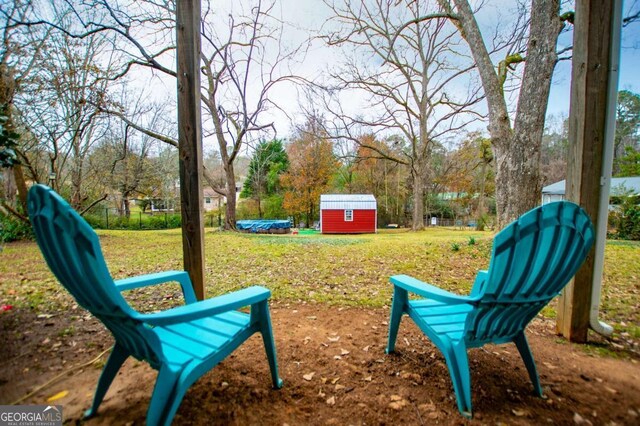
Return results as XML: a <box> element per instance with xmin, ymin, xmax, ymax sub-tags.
<box><xmin>265</xmin><ymin>0</ymin><xmax>640</xmax><ymax>142</ymax></box>
<box><xmin>137</xmin><ymin>0</ymin><xmax>640</xmax><ymax>153</ymax></box>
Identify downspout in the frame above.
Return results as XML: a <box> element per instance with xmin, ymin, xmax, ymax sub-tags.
<box><xmin>589</xmin><ymin>0</ymin><xmax>622</xmax><ymax>337</ymax></box>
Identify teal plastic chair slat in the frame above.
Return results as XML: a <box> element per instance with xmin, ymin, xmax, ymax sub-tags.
<box><xmin>28</xmin><ymin>185</ymin><xmax>283</xmax><ymax>426</ymax></box>
<box><xmin>386</xmin><ymin>201</ymin><xmax>594</xmax><ymax>418</ymax></box>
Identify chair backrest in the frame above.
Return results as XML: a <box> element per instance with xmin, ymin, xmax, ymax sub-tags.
<box><xmin>464</xmin><ymin>201</ymin><xmax>594</xmax><ymax>345</ymax></box>
<box><xmin>28</xmin><ymin>185</ymin><xmax>161</xmax><ymax>366</ymax></box>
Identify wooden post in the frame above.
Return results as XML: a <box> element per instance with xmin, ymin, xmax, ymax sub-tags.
<box><xmin>176</xmin><ymin>0</ymin><xmax>205</xmax><ymax>300</ymax></box>
<box><xmin>556</xmin><ymin>0</ymin><xmax>616</xmax><ymax>342</ymax></box>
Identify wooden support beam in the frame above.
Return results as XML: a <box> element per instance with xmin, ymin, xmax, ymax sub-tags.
<box><xmin>176</xmin><ymin>0</ymin><xmax>205</xmax><ymax>300</ymax></box>
<box><xmin>556</xmin><ymin>0</ymin><xmax>616</xmax><ymax>342</ymax></box>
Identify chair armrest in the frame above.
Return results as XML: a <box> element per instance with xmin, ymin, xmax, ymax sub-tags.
<box><xmin>138</xmin><ymin>286</ymin><xmax>271</xmax><ymax>326</ymax></box>
<box><xmin>390</xmin><ymin>275</ymin><xmax>477</xmax><ymax>305</ymax></box>
<box><xmin>115</xmin><ymin>271</ymin><xmax>197</xmax><ymax>304</ymax></box>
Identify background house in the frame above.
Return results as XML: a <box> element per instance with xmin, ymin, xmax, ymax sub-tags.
<box><xmin>542</xmin><ymin>176</ymin><xmax>640</xmax><ymax>205</ymax></box>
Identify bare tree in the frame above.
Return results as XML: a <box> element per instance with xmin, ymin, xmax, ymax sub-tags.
<box><xmin>16</xmin><ymin>0</ymin><xmax>306</xmax><ymax>229</ymax></box>
<box><xmin>199</xmin><ymin>0</ymin><xmax>303</xmax><ymax>229</ymax></box>
<box><xmin>322</xmin><ymin>0</ymin><xmax>482</xmax><ymax>230</ymax></box>
<box><xmin>0</xmin><ymin>0</ymin><xmax>52</xmax><ymax>216</ymax></box>
<box><xmin>15</xmin><ymin>27</ymin><xmax>115</xmax><ymax>209</ymax></box>
<box><xmin>434</xmin><ymin>0</ymin><xmax>569</xmax><ymax>228</ymax></box>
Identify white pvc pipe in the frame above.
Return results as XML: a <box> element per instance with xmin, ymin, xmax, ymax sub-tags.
<box><xmin>589</xmin><ymin>0</ymin><xmax>623</xmax><ymax>337</ymax></box>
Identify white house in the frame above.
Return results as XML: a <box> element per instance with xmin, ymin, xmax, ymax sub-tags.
<box><xmin>542</xmin><ymin>176</ymin><xmax>640</xmax><ymax>205</ymax></box>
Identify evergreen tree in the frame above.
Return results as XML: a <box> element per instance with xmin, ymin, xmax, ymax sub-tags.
<box><xmin>240</xmin><ymin>139</ymin><xmax>289</xmax><ymax>218</ymax></box>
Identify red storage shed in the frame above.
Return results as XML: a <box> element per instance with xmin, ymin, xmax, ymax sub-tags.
<box><xmin>320</xmin><ymin>194</ymin><xmax>377</xmax><ymax>234</ymax></box>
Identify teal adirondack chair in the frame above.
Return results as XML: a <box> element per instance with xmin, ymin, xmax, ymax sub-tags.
<box><xmin>27</xmin><ymin>184</ymin><xmax>283</xmax><ymax>426</ymax></box>
<box><xmin>386</xmin><ymin>201</ymin><xmax>594</xmax><ymax>418</ymax></box>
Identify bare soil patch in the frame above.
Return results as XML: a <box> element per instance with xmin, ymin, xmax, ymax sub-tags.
<box><xmin>1</xmin><ymin>304</ymin><xmax>639</xmax><ymax>425</ymax></box>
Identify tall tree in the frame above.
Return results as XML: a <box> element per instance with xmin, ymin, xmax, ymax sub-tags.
<box><xmin>15</xmin><ymin>28</ymin><xmax>113</xmax><ymax>209</ymax></box>
<box><xmin>281</xmin><ymin>117</ymin><xmax>339</xmax><ymax>227</ymax></box>
<box><xmin>349</xmin><ymin>134</ymin><xmax>410</xmax><ymax>225</ymax></box>
<box><xmin>435</xmin><ymin>133</ymin><xmax>494</xmax><ymax>227</ymax></box>
<box><xmin>0</xmin><ymin>0</ymin><xmax>51</xmax><ymax>215</ymax></box>
<box><xmin>198</xmin><ymin>0</ymin><xmax>303</xmax><ymax>229</ymax></box>
<box><xmin>613</xmin><ymin>90</ymin><xmax>640</xmax><ymax>176</ymax></box>
<box><xmin>22</xmin><ymin>0</ymin><xmax>305</xmax><ymax>229</ymax></box>
<box><xmin>240</xmin><ymin>139</ymin><xmax>289</xmax><ymax>218</ymax></box>
<box><xmin>323</xmin><ymin>0</ymin><xmax>482</xmax><ymax>230</ymax></box>
<box><xmin>434</xmin><ymin>0</ymin><xmax>568</xmax><ymax>228</ymax></box>
<box><xmin>540</xmin><ymin>114</ymin><xmax>569</xmax><ymax>186</ymax></box>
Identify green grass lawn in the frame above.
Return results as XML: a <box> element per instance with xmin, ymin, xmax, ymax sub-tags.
<box><xmin>1</xmin><ymin>228</ymin><xmax>638</xmax><ymax>338</ymax></box>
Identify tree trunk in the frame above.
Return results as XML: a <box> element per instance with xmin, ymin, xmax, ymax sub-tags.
<box><xmin>493</xmin><ymin>143</ymin><xmax>540</xmax><ymax>227</ymax></box>
<box><xmin>13</xmin><ymin>164</ymin><xmax>28</xmax><ymax>213</ymax></box>
<box><xmin>2</xmin><ymin>169</ymin><xmax>16</xmax><ymax>203</ymax></box>
<box><xmin>476</xmin><ymin>160</ymin><xmax>487</xmax><ymax>230</ymax></box>
<box><xmin>411</xmin><ymin>161</ymin><xmax>426</xmax><ymax>231</ymax></box>
<box><xmin>224</xmin><ymin>165</ymin><xmax>237</xmax><ymax>230</ymax></box>
<box><xmin>71</xmin><ymin>159</ymin><xmax>83</xmax><ymax>210</ymax></box>
<box><xmin>496</xmin><ymin>0</ymin><xmax>561</xmax><ymax>228</ymax></box>
<box><xmin>123</xmin><ymin>196</ymin><xmax>131</xmax><ymax>219</ymax></box>
<box><xmin>450</xmin><ymin>0</ymin><xmax>561</xmax><ymax>229</ymax></box>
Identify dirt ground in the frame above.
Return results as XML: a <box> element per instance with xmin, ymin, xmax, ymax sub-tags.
<box><xmin>1</xmin><ymin>303</ymin><xmax>639</xmax><ymax>425</ymax></box>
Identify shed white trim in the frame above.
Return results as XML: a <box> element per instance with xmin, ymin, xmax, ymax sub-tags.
<box><xmin>320</xmin><ymin>194</ymin><xmax>377</xmax><ymax>210</ymax></box>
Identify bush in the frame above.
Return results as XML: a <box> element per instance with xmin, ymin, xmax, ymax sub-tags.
<box><xmin>146</xmin><ymin>215</ymin><xmax>167</xmax><ymax>229</ymax></box>
<box><xmin>83</xmin><ymin>214</ymin><xmax>105</xmax><ymax>229</ymax></box>
<box><xmin>166</xmin><ymin>214</ymin><xmax>181</xmax><ymax>228</ymax></box>
<box><xmin>0</xmin><ymin>213</ymin><xmax>33</xmax><ymax>243</ymax></box>
<box><xmin>616</xmin><ymin>204</ymin><xmax>640</xmax><ymax>240</ymax></box>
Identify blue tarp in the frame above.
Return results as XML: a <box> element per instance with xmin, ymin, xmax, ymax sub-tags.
<box><xmin>236</xmin><ymin>220</ymin><xmax>292</xmax><ymax>232</ymax></box>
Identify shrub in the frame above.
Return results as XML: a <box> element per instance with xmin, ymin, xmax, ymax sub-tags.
<box><xmin>0</xmin><ymin>213</ymin><xmax>33</xmax><ymax>243</ymax></box>
<box><xmin>451</xmin><ymin>242</ymin><xmax>460</xmax><ymax>252</ymax></box>
<box><xmin>166</xmin><ymin>214</ymin><xmax>181</xmax><ymax>228</ymax></box>
<box><xmin>468</xmin><ymin>236</ymin><xmax>476</xmax><ymax>246</ymax></box>
<box><xmin>616</xmin><ymin>204</ymin><xmax>640</xmax><ymax>240</ymax></box>
<box><xmin>83</xmin><ymin>214</ymin><xmax>105</xmax><ymax>229</ymax></box>
<box><xmin>146</xmin><ymin>215</ymin><xmax>167</xmax><ymax>229</ymax></box>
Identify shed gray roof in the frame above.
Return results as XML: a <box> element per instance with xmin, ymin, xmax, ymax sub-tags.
<box><xmin>320</xmin><ymin>194</ymin><xmax>377</xmax><ymax>210</ymax></box>
<box><xmin>542</xmin><ymin>176</ymin><xmax>640</xmax><ymax>196</ymax></box>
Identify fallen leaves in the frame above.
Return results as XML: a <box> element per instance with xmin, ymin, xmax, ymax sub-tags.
<box><xmin>573</xmin><ymin>412</ymin><xmax>592</xmax><ymax>425</ymax></box>
<box><xmin>388</xmin><ymin>395</ymin><xmax>408</xmax><ymax>410</ymax></box>
<box><xmin>47</xmin><ymin>390</ymin><xmax>68</xmax><ymax>402</ymax></box>
<box><xmin>512</xmin><ymin>409</ymin><xmax>529</xmax><ymax>417</ymax></box>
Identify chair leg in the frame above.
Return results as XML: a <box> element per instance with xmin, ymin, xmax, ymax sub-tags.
<box><xmin>146</xmin><ymin>364</ymin><xmax>181</xmax><ymax>426</ymax></box>
<box><xmin>84</xmin><ymin>343</ymin><xmax>129</xmax><ymax>419</ymax></box>
<box><xmin>514</xmin><ymin>331</ymin><xmax>542</xmax><ymax>396</ymax></box>
<box><xmin>255</xmin><ymin>300</ymin><xmax>284</xmax><ymax>389</ymax></box>
<box><xmin>386</xmin><ymin>286</ymin><xmax>408</xmax><ymax>354</ymax></box>
<box><xmin>443</xmin><ymin>342</ymin><xmax>473</xmax><ymax>418</ymax></box>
